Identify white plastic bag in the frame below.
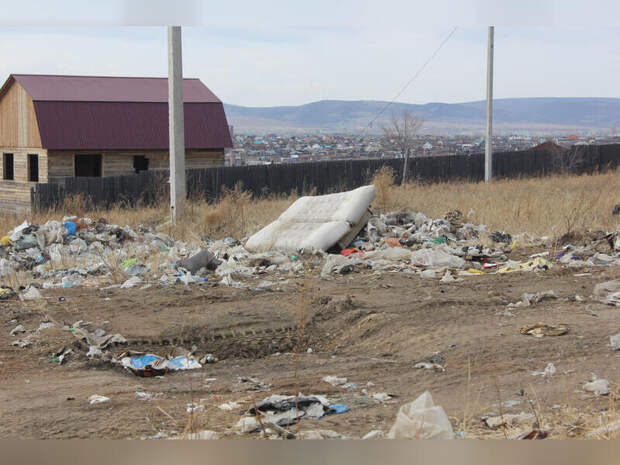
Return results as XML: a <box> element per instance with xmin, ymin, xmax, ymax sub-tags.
<box><xmin>410</xmin><ymin>247</ymin><xmax>465</xmax><ymax>269</ymax></box>
<box><xmin>387</xmin><ymin>391</ymin><xmax>454</xmax><ymax>439</ymax></box>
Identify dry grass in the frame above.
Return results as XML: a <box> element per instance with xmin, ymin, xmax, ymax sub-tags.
<box><xmin>371</xmin><ymin>169</ymin><xmax>620</xmax><ymax>238</ymax></box>
<box><xmin>0</xmin><ymin>170</ymin><xmax>618</xmax><ymax>244</ymax></box>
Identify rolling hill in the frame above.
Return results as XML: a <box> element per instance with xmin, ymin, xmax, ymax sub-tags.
<box><xmin>223</xmin><ymin>97</ymin><xmax>620</xmax><ymax>134</ymax></box>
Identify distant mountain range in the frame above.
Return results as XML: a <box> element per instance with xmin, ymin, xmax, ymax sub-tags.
<box><xmin>223</xmin><ymin>98</ymin><xmax>620</xmax><ymax>135</ymax></box>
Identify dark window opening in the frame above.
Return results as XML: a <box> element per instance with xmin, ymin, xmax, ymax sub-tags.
<box><xmin>3</xmin><ymin>153</ymin><xmax>14</xmax><ymax>180</ymax></box>
<box><xmin>133</xmin><ymin>155</ymin><xmax>149</xmax><ymax>173</ymax></box>
<box><xmin>28</xmin><ymin>154</ymin><xmax>39</xmax><ymax>182</ymax></box>
<box><xmin>75</xmin><ymin>154</ymin><xmax>102</xmax><ymax>177</ymax></box>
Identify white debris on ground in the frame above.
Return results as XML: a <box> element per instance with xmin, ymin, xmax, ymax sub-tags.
<box><xmin>0</xmin><ymin>186</ymin><xmax>618</xmax><ymax>296</ymax></box>
<box><xmin>386</xmin><ymin>391</ymin><xmax>454</xmax><ymax>439</ymax></box>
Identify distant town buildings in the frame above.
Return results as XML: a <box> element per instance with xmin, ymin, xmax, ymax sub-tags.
<box><xmin>226</xmin><ymin>132</ymin><xmax>619</xmax><ymax>166</ymax></box>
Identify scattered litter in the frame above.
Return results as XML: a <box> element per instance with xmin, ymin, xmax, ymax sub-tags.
<box><xmin>89</xmin><ymin>395</ymin><xmax>110</xmax><ymax>405</ymax></box>
<box><xmin>593</xmin><ymin>280</ymin><xmax>620</xmax><ymax>306</ymax></box>
<box><xmin>219</xmin><ymin>401</ymin><xmax>241</xmax><ymax>411</ymax></box>
<box><xmin>298</xmin><ymin>429</ymin><xmax>344</xmax><ymax>440</ymax></box>
<box><xmin>119</xmin><ymin>353</ymin><xmax>201</xmax><ymax>377</ymax></box>
<box><xmin>11</xmin><ymin>335</ymin><xmax>34</xmax><ymax>347</ymax></box>
<box><xmin>20</xmin><ymin>286</ymin><xmax>42</xmax><ymax>301</ymax></box>
<box><xmin>362</xmin><ymin>430</ymin><xmax>385</xmax><ymax>440</ymax></box>
<box><xmin>177</xmin><ymin>249</ymin><xmax>221</xmax><ymax>273</ymax></box>
<box><xmin>372</xmin><ymin>392</ymin><xmax>392</xmax><ymax>402</ymax></box>
<box><xmin>322</xmin><ymin>375</ymin><xmax>348</xmax><ymax>386</ymax></box>
<box><xmin>515</xmin><ymin>429</ymin><xmax>548</xmax><ymax>440</ymax></box>
<box><xmin>186</xmin><ymin>403</ymin><xmax>205</xmax><ymax>414</ymax></box>
<box><xmin>531</xmin><ymin>362</ymin><xmax>556</xmax><ymax>378</ymax></box>
<box><xmin>135</xmin><ymin>392</ymin><xmax>154</xmax><ymax>401</ymax></box>
<box><xmin>509</xmin><ymin>290</ymin><xmax>557</xmax><ymax>308</ymax></box>
<box><xmin>386</xmin><ymin>391</ymin><xmax>454</xmax><ymax>439</ymax></box>
<box><xmin>583</xmin><ymin>378</ymin><xmax>610</xmax><ymax>396</ymax></box>
<box><xmin>414</xmin><ymin>362</ymin><xmax>445</xmax><ymax>372</ymax></box>
<box><xmin>232</xmin><ymin>376</ymin><xmax>272</xmax><ymax>392</ymax></box>
<box><xmin>520</xmin><ymin>323</ymin><xmax>568</xmax><ymax>338</ymax></box>
<box><xmin>186</xmin><ymin>430</ymin><xmax>219</xmax><ymax>440</ymax></box>
<box><xmin>234</xmin><ymin>417</ymin><xmax>260</xmax><ymax>434</ymax></box>
<box><xmin>10</xmin><ymin>324</ymin><xmax>26</xmax><ymax>336</ymax></box>
<box><xmin>611</xmin><ymin>333</ymin><xmax>620</xmax><ymax>351</ymax></box>
<box><xmin>482</xmin><ymin>412</ymin><xmax>535</xmax><ymax>429</ymax></box>
<box><xmin>120</xmin><ymin>276</ymin><xmax>142</xmax><ymax>289</ymax></box>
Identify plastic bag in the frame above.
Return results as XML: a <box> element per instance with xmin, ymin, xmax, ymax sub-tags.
<box><xmin>386</xmin><ymin>391</ymin><xmax>454</xmax><ymax>439</ymax></box>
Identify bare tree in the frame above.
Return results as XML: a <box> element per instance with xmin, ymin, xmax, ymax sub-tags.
<box><xmin>382</xmin><ymin>110</ymin><xmax>423</xmax><ymax>185</ymax></box>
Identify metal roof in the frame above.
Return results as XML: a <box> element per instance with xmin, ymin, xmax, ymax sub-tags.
<box><xmin>1</xmin><ymin>74</ymin><xmax>231</xmax><ymax>150</ymax></box>
<box><xmin>11</xmin><ymin>74</ymin><xmax>220</xmax><ymax>103</ymax></box>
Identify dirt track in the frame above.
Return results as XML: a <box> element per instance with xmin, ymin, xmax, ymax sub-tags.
<box><xmin>1</xmin><ymin>257</ymin><xmax>619</xmax><ymax>439</ymax></box>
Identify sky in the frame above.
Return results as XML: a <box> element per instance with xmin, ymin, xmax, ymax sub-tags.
<box><xmin>1</xmin><ymin>1</ymin><xmax>619</xmax><ymax>107</ymax></box>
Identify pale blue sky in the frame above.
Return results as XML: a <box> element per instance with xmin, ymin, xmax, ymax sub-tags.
<box><xmin>1</xmin><ymin>1</ymin><xmax>619</xmax><ymax>106</ymax></box>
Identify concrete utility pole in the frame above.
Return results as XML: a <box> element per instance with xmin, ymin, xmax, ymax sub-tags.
<box><xmin>485</xmin><ymin>26</ymin><xmax>494</xmax><ymax>183</ymax></box>
<box><xmin>168</xmin><ymin>26</ymin><xmax>186</xmax><ymax>222</ymax></box>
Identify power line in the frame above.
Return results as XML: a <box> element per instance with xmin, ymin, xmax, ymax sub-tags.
<box><xmin>364</xmin><ymin>26</ymin><xmax>458</xmax><ymax>135</ymax></box>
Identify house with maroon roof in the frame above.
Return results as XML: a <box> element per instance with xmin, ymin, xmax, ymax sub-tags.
<box><xmin>0</xmin><ymin>74</ymin><xmax>232</xmax><ymax>211</ymax></box>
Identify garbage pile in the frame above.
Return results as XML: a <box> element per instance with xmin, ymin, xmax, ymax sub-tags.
<box><xmin>1</xmin><ymin>196</ymin><xmax>619</xmax><ymax>294</ymax></box>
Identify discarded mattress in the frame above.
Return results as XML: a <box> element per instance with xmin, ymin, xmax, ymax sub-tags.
<box><xmin>245</xmin><ymin>185</ymin><xmax>377</xmax><ymax>253</ymax></box>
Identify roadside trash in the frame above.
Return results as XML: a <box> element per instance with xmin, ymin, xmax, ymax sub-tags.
<box><xmin>200</xmin><ymin>353</ymin><xmax>217</xmax><ymax>364</ymax></box>
<box><xmin>119</xmin><ymin>353</ymin><xmax>201</xmax><ymax>377</ymax></box>
<box><xmin>520</xmin><ymin>323</ymin><xmax>568</xmax><ymax>338</ymax></box>
<box><xmin>121</xmin><ymin>354</ymin><xmax>167</xmax><ymax>376</ymax></box>
<box><xmin>0</xmin><ymin>287</ymin><xmax>15</xmax><ymax>299</ymax></box>
<box><xmin>593</xmin><ymin>280</ymin><xmax>620</xmax><ymax>306</ymax></box>
<box><xmin>509</xmin><ymin>290</ymin><xmax>557</xmax><ymax>308</ymax></box>
<box><xmin>372</xmin><ymin>392</ymin><xmax>392</xmax><ymax>402</ymax></box>
<box><xmin>482</xmin><ymin>412</ymin><xmax>535</xmax><ymax>429</ymax></box>
<box><xmin>298</xmin><ymin>429</ymin><xmax>344</xmax><ymax>440</ymax></box>
<box><xmin>410</xmin><ymin>247</ymin><xmax>465</xmax><ymax>269</ymax></box>
<box><xmin>64</xmin><ymin>221</ymin><xmax>77</xmax><ymax>235</ymax></box>
<box><xmin>234</xmin><ymin>417</ymin><xmax>260</xmax><ymax>434</ymax></box>
<box><xmin>322</xmin><ymin>375</ymin><xmax>348</xmax><ymax>386</ymax></box>
<box><xmin>414</xmin><ymin>362</ymin><xmax>445</xmax><ymax>372</ymax></box>
<box><xmin>515</xmin><ymin>429</ymin><xmax>548</xmax><ymax>440</ymax></box>
<box><xmin>611</xmin><ymin>333</ymin><xmax>620</xmax><ymax>351</ymax></box>
<box><xmin>89</xmin><ymin>394</ymin><xmax>110</xmax><ymax>405</ymax></box>
<box><xmin>490</xmin><ymin>231</ymin><xmax>512</xmax><ymax>243</ymax></box>
<box><xmin>498</xmin><ymin>257</ymin><xmax>552</xmax><ymax>273</ymax></box>
<box><xmin>232</xmin><ymin>376</ymin><xmax>272</xmax><ymax>392</ymax></box>
<box><xmin>219</xmin><ymin>401</ymin><xmax>241</xmax><ymax>411</ymax></box>
<box><xmin>47</xmin><ymin>347</ymin><xmax>72</xmax><ymax>364</ymax></box>
<box><xmin>186</xmin><ymin>403</ymin><xmax>205</xmax><ymax>414</ymax></box>
<box><xmin>20</xmin><ymin>286</ymin><xmax>42</xmax><ymax>301</ymax></box>
<box><xmin>387</xmin><ymin>391</ymin><xmax>454</xmax><ymax>439</ymax></box>
<box><xmin>583</xmin><ymin>378</ymin><xmax>610</xmax><ymax>396</ymax></box>
<box><xmin>241</xmin><ymin>394</ymin><xmax>349</xmax><ymax>431</ymax></box>
<box><xmin>120</xmin><ymin>276</ymin><xmax>142</xmax><ymax>289</ymax></box>
<box><xmin>362</xmin><ymin>430</ymin><xmax>385</xmax><ymax>440</ymax></box>
<box><xmin>10</xmin><ymin>324</ymin><xmax>26</xmax><ymax>336</ymax></box>
<box><xmin>178</xmin><ymin>249</ymin><xmax>221</xmax><ymax>273</ymax></box>
<box><xmin>245</xmin><ymin>185</ymin><xmax>377</xmax><ymax>253</ymax></box>
<box><xmin>532</xmin><ymin>362</ymin><xmax>556</xmax><ymax>378</ymax></box>
<box><xmin>11</xmin><ymin>336</ymin><xmax>34</xmax><ymax>347</ymax></box>
<box><xmin>186</xmin><ymin>430</ymin><xmax>219</xmax><ymax>440</ymax></box>
<box><xmin>135</xmin><ymin>392</ymin><xmax>154</xmax><ymax>401</ymax></box>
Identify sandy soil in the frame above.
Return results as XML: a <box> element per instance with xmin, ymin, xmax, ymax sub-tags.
<box><xmin>1</xmin><ymin>252</ymin><xmax>619</xmax><ymax>439</ymax></box>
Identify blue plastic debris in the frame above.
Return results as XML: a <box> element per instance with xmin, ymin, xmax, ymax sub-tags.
<box><xmin>63</xmin><ymin>221</ymin><xmax>77</xmax><ymax>235</ymax></box>
<box><xmin>326</xmin><ymin>404</ymin><xmax>350</xmax><ymax>415</ymax></box>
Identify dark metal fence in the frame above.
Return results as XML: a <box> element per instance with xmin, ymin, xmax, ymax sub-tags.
<box><xmin>31</xmin><ymin>144</ymin><xmax>620</xmax><ymax>211</ymax></box>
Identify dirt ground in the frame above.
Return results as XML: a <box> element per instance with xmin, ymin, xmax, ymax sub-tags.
<box><xmin>1</xmin><ymin>249</ymin><xmax>619</xmax><ymax>439</ymax></box>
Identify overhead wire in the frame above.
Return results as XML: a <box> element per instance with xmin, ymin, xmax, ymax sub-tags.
<box><xmin>362</xmin><ymin>26</ymin><xmax>458</xmax><ymax>137</ymax></box>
